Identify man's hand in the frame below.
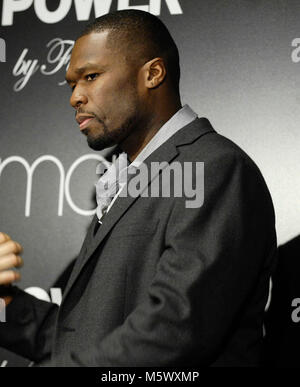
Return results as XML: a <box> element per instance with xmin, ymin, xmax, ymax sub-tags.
<box><xmin>0</xmin><ymin>232</ymin><xmax>23</xmax><ymax>305</ymax></box>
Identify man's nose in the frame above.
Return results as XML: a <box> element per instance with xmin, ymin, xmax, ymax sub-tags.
<box><xmin>70</xmin><ymin>87</ymin><xmax>88</xmax><ymax>108</ymax></box>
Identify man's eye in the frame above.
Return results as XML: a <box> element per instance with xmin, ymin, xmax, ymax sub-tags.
<box><xmin>86</xmin><ymin>73</ymin><xmax>99</xmax><ymax>81</ymax></box>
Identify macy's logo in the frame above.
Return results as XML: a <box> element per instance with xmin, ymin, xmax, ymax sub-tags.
<box><xmin>0</xmin><ymin>154</ymin><xmax>109</xmax><ymax>217</ymax></box>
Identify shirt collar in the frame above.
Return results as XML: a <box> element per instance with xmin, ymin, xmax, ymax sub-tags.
<box><xmin>131</xmin><ymin>104</ymin><xmax>198</xmax><ymax>168</ymax></box>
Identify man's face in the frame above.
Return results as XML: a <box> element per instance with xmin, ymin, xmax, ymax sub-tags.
<box><xmin>66</xmin><ymin>31</ymin><xmax>144</xmax><ymax>151</ymax></box>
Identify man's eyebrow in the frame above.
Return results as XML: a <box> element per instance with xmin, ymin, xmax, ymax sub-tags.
<box><xmin>65</xmin><ymin>63</ymin><xmax>102</xmax><ymax>83</ymax></box>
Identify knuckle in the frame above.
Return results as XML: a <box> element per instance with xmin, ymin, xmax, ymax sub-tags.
<box><xmin>3</xmin><ymin>253</ymin><xmax>15</xmax><ymax>265</ymax></box>
<box><xmin>0</xmin><ymin>253</ymin><xmax>22</xmax><ymax>268</ymax></box>
<box><xmin>0</xmin><ymin>270</ymin><xmax>16</xmax><ymax>284</ymax></box>
<box><xmin>8</xmin><ymin>241</ymin><xmax>18</xmax><ymax>253</ymax></box>
<box><xmin>16</xmin><ymin>255</ymin><xmax>23</xmax><ymax>267</ymax></box>
<box><xmin>13</xmin><ymin>241</ymin><xmax>19</xmax><ymax>252</ymax></box>
<box><xmin>0</xmin><ymin>233</ymin><xmax>10</xmax><ymax>242</ymax></box>
<box><xmin>12</xmin><ymin>254</ymin><xmax>19</xmax><ymax>266</ymax></box>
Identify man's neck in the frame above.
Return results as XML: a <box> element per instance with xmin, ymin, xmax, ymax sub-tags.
<box><xmin>121</xmin><ymin>103</ymin><xmax>182</xmax><ymax>162</ymax></box>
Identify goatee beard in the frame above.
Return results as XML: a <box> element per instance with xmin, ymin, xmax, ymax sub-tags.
<box><xmin>85</xmin><ymin>115</ymin><xmax>139</xmax><ymax>151</ymax></box>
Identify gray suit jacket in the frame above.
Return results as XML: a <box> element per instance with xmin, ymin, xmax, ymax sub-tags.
<box><xmin>0</xmin><ymin>117</ymin><xmax>277</xmax><ymax>366</ymax></box>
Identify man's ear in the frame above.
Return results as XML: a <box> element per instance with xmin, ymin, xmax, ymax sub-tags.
<box><xmin>143</xmin><ymin>58</ymin><xmax>167</xmax><ymax>89</ymax></box>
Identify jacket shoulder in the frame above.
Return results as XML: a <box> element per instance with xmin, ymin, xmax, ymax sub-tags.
<box><xmin>178</xmin><ymin>118</ymin><xmax>260</xmax><ymax>170</ymax></box>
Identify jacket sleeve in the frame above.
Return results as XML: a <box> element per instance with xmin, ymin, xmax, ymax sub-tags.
<box><xmin>72</xmin><ymin>151</ymin><xmax>277</xmax><ymax>366</ymax></box>
<box><xmin>0</xmin><ymin>287</ymin><xmax>58</xmax><ymax>362</ymax></box>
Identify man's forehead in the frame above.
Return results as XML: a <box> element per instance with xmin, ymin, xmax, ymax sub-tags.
<box><xmin>71</xmin><ymin>31</ymin><xmax>110</xmax><ymax>60</ymax></box>
<box><xmin>68</xmin><ymin>32</ymin><xmax>112</xmax><ymax>73</ymax></box>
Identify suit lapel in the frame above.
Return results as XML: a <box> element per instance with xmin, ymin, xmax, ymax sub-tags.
<box><xmin>61</xmin><ymin>117</ymin><xmax>215</xmax><ymax>303</ymax></box>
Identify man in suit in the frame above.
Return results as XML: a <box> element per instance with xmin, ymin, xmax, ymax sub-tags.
<box><xmin>0</xmin><ymin>10</ymin><xmax>277</xmax><ymax>366</ymax></box>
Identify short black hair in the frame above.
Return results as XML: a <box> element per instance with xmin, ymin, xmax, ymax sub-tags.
<box><xmin>79</xmin><ymin>10</ymin><xmax>180</xmax><ymax>95</ymax></box>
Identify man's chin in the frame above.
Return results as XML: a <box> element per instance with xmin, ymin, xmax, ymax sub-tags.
<box><xmin>86</xmin><ymin>135</ymin><xmax>115</xmax><ymax>151</ymax></box>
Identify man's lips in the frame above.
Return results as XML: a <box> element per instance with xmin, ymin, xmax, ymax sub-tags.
<box><xmin>76</xmin><ymin>115</ymin><xmax>95</xmax><ymax>130</ymax></box>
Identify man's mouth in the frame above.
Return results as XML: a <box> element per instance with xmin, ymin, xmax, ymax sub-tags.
<box><xmin>76</xmin><ymin>115</ymin><xmax>95</xmax><ymax>130</ymax></box>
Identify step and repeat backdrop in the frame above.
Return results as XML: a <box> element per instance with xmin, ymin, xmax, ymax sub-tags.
<box><xmin>0</xmin><ymin>0</ymin><xmax>300</xmax><ymax>366</ymax></box>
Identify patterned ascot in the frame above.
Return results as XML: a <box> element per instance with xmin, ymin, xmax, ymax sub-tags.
<box><xmin>95</xmin><ymin>153</ymin><xmax>132</xmax><ymax>222</ymax></box>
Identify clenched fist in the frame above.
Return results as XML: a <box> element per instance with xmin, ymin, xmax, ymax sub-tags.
<box><xmin>0</xmin><ymin>232</ymin><xmax>23</xmax><ymax>285</ymax></box>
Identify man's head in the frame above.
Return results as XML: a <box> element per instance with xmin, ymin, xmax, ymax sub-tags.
<box><xmin>66</xmin><ymin>10</ymin><xmax>181</xmax><ymax>156</ymax></box>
